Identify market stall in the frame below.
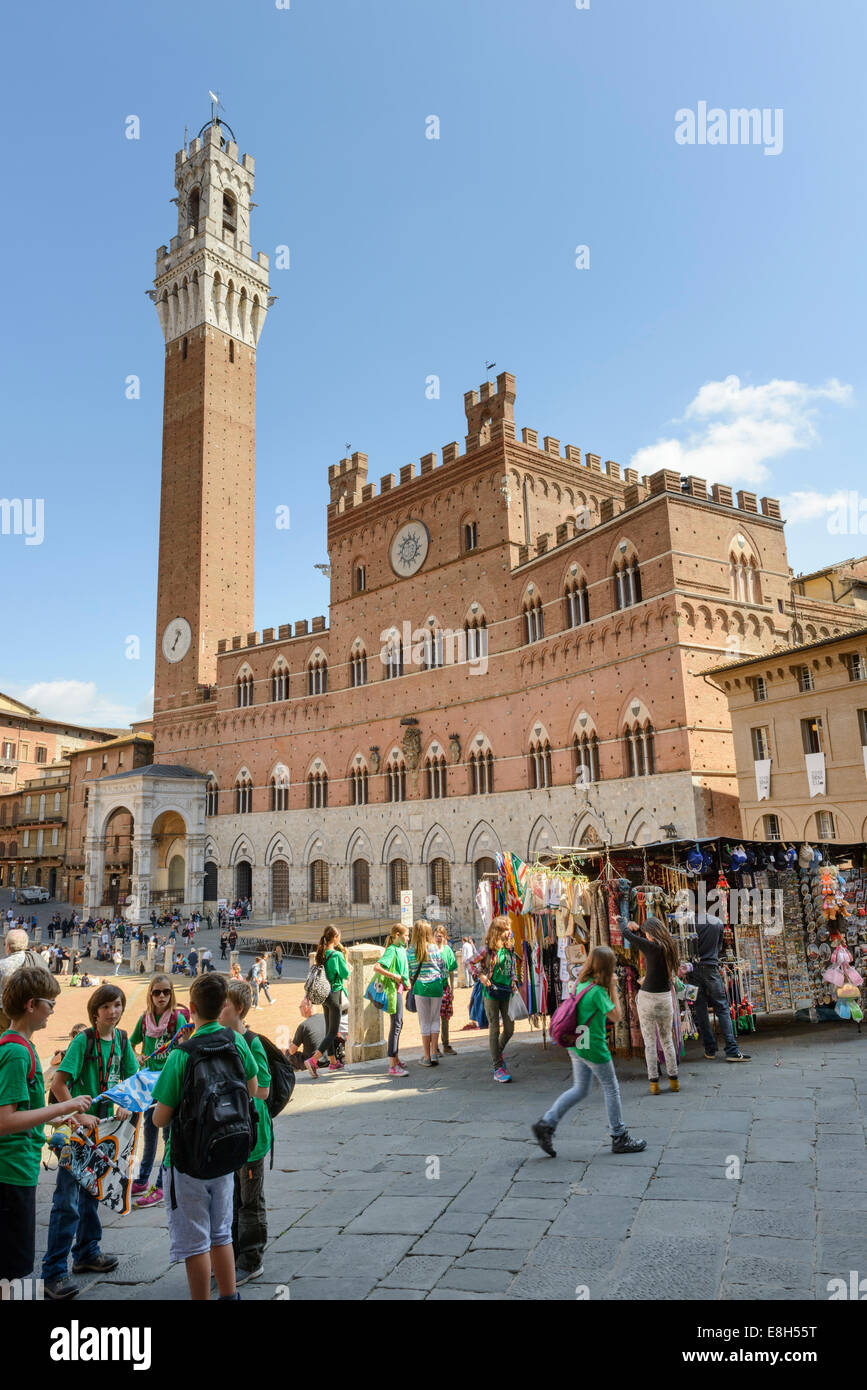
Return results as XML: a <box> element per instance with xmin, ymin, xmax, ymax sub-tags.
<box><xmin>475</xmin><ymin>836</ymin><xmax>866</xmax><ymax>1056</ymax></box>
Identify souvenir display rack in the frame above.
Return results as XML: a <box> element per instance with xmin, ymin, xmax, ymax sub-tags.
<box><xmin>475</xmin><ymin>836</ymin><xmax>866</xmax><ymax>1055</ymax></box>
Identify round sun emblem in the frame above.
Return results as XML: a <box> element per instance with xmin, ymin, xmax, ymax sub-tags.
<box><xmin>390</xmin><ymin>520</ymin><xmax>429</xmax><ymax>577</ymax></box>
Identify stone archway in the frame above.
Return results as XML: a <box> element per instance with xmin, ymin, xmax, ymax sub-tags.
<box><xmin>83</xmin><ymin>765</ymin><xmax>208</xmax><ymax>921</ymax></box>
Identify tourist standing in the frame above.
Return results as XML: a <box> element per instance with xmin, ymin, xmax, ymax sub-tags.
<box><xmin>251</xmin><ymin>956</ymin><xmax>271</xmax><ymax>1006</ymax></box>
<box><xmin>432</xmin><ymin>926</ymin><xmax>457</xmax><ymax>1056</ymax></box>
<box><xmin>374</xmin><ymin>923</ymin><xmax>411</xmax><ymax>1077</ymax></box>
<box><xmin>406</xmin><ymin>920</ymin><xmax>447</xmax><ymax>1067</ymax></box>
<box><xmin>461</xmin><ymin>936</ymin><xmax>475</xmax><ymax>988</ymax></box>
<box><xmin>691</xmin><ymin>912</ymin><xmax>751</xmax><ymax>1063</ymax></box>
<box><xmin>621</xmin><ymin>916</ymin><xmax>680</xmax><ymax>1093</ymax></box>
<box><xmin>220</xmin><ymin>931</ymin><xmax>228</xmax><ymax>961</ymax></box>
<box><xmin>471</xmin><ymin>917</ymin><xmax>518</xmax><ymax>1083</ymax></box>
<box><xmin>531</xmin><ymin>945</ymin><xmax>646</xmax><ymax>1158</ymax></box>
<box><xmin>129</xmin><ymin>975</ymin><xmax>190</xmax><ymax>1207</ymax></box>
<box><xmin>305</xmin><ymin>926</ymin><xmax>350</xmax><ymax>1077</ymax></box>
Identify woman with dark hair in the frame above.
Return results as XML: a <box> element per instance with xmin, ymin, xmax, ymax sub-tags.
<box><xmin>621</xmin><ymin>916</ymin><xmax>680</xmax><ymax>1094</ymax></box>
<box><xmin>532</xmin><ymin>945</ymin><xmax>645</xmax><ymax>1159</ymax></box>
<box><xmin>305</xmin><ymin>926</ymin><xmax>350</xmax><ymax>1078</ymax></box>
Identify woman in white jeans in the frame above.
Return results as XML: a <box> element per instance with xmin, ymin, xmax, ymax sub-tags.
<box><xmin>406</xmin><ymin>920</ymin><xmax>446</xmax><ymax>1067</ymax></box>
<box><xmin>621</xmin><ymin>916</ymin><xmax>680</xmax><ymax>1094</ymax></box>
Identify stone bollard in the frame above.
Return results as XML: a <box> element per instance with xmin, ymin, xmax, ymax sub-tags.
<box><xmin>129</xmin><ymin>942</ymin><xmax>140</xmax><ymax>975</ymax></box>
<box><xmin>346</xmin><ymin>944</ymin><xmax>387</xmax><ymax>1064</ymax></box>
<box><xmin>72</xmin><ymin>931</ymin><xmax>80</xmax><ymax>952</ymax></box>
<box><xmin>163</xmin><ymin>945</ymin><xmax>173</xmax><ymax>973</ymax></box>
<box><xmin>230</xmin><ymin>950</ymin><xmax>239</xmax><ymax>975</ymax></box>
<box><xmin>146</xmin><ymin>940</ymin><xmax>156</xmax><ymax>974</ymax></box>
<box><xmin>264</xmin><ymin>951</ymin><xmax>273</xmax><ymax>981</ymax></box>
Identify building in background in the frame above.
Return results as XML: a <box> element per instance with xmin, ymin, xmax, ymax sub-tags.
<box><xmin>0</xmin><ymin>691</ymin><xmax>120</xmax><ymax>793</ymax></box>
<box><xmin>706</xmin><ymin>626</ymin><xmax>867</xmax><ymax>845</ymax></box>
<box><xmin>65</xmin><ymin>734</ymin><xmax>154</xmax><ymax>907</ymax></box>
<box><xmin>0</xmin><ymin>767</ymin><xmax>68</xmax><ymax>895</ymax></box>
<box><xmin>79</xmin><ymin>119</ymin><xmax>864</xmax><ymax>924</ymax></box>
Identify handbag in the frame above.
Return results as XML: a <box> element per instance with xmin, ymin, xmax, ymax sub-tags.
<box><xmin>508</xmin><ymin>990</ymin><xmax>529</xmax><ymax>1022</ymax></box>
<box><xmin>405</xmin><ymin>962</ymin><xmax>422</xmax><ymax>1014</ymax></box>
<box><xmin>304</xmin><ymin>962</ymin><xmax>331</xmax><ymax>1006</ymax></box>
<box><xmin>365</xmin><ymin>976</ymin><xmax>388</xmax><ymax>1010</ymax></box>
<box><xmin>468</xmin><ymin>980</ymin><xmax>488</xmax><ymax>1028</ymax></box>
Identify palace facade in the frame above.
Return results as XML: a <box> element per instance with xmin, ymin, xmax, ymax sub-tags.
<box><xmin>81</xmin><ymin>121</ymin><xmax>860</xmax><ymax>926</ymax></box>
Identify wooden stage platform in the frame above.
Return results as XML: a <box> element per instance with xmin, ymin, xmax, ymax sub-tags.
<box><xmin>236</xmin><ymin>915</ymin><xmax>395</xmax><ymax>958</ymax></box>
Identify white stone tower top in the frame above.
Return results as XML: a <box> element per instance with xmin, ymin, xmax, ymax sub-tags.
<box><xmin>151</xmin><ymin>119</ymin><xmax>270</xmax><ymax>347</ymax></box>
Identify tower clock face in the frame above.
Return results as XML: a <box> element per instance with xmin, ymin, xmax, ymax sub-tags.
<box><xmin>390</xmin><ymin>521</ymin><xmax>430</xmax><ymax>577</ymax></box>
<box><xmin>162</xmin><ymin>617</ymin><xmax>192</xmax><ymax>663</ymax></box>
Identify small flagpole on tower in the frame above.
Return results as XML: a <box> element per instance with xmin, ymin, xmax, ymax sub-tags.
<box><xmin>208</xmin><ymin>89</ymin><xmax>223</xmax><ymax>124</ymax></box>
<box><xmin>485</xmin><ymin>359</ymin><xmax>496</xmax><ymax>383</ymax></box>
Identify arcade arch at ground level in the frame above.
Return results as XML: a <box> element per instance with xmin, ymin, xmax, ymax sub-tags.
<box><xmin>83</xmin><ymin>764</ymin><xmax>208</xmax><ymax>920</ymax></box>
<box><xmin>199</xmin><ymin>768</ymin><xmax>715</xmax><ymax>925</ymax></box>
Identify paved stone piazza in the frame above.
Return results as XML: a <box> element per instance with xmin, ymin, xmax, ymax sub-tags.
<box><xmin>31</xmin><ymin>1012</ymin><xmax>867</xmax><ymax>1302</ymax></box>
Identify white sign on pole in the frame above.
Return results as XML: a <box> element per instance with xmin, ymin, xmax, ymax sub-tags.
<box><xmin>400</xmin><ymin>891</ymin><xmax>413</xmax><ymax>928</ymax></box>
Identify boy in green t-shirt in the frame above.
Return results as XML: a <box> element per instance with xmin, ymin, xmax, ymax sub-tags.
<box><xmin>42</xmin><ymin>982</ymin><xmax>139</xmax><ymax>1300</ymax></box>
<box><xmin>153</xmin><ymin>973</ymin><xmax>258</xmax><ymax>1301</ymax></box>
<box><xmin>0</xmin><ymin>969</ymin><xmax>94</xmax><ymax>1283</ymax></box>
<box><xmin>221</xmin><ymin>980</ymin><xmax>272</xmax><ymax>1285</ymax></box>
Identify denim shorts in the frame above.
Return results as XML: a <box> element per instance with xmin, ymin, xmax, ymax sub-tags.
<box><xmin>166</xmin><ymin>1169</ymin><xmax>234</xmax><ymax>1263</ymax></box>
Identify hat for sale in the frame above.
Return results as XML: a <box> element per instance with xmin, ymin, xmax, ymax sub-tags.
<box><xmin>730</xmin><ymin>844</ymin><xmax>748</xmax><ymax>872</ymax></box>
<box><xmin>799</xmin><ymin>843</ymin><xmax>815</xmax><ymax>870</ymax></box>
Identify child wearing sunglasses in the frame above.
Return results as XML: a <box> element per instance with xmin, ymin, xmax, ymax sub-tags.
<box><xmin>129</xmin><ymin>975</ymin><xmax>190</xmax><ymax>1207</ymax></box>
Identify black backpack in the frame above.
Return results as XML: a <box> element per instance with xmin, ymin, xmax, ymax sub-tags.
<box><xmin>244</xmin><ymin>1027</ymin><xmax>295</xmax><ymax>1118</ymax></box>
<box><xmin>170</xmin><ymin>1028</ymin><xmax>257</xmax><ymax>1206</ymax></box>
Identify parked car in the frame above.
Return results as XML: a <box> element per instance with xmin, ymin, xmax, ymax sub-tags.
<box><xmin>19</xmin><ymin>886</ymin><xmax>51</xmax><ymax>904</ymax></box>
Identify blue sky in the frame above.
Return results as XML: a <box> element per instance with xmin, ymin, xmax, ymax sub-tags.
<box><xmin>2</xmin><ymin>0</ymin><xmax>864</xmax><ymax>727</ymax></box>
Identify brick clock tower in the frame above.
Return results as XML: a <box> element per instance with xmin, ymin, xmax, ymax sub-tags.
<box><xmin>151</xmin><ymin>119</ymin><xmax>270</xmax><ymax>714</ymax></box>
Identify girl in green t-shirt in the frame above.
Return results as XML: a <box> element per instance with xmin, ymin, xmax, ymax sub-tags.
<box><xmin>470</xmin><ymin>917</ymin><xmax>519</xmax><ymax>1082</ymax></box>
<box><xmin>306</xmin><ymin>926</ymin><xmax>351</xmax><ymax>1078</ymax></box>
<box><xmin>129</xmin><ymin>974</ymin><xmax>190</xmax><ymax>1207</ymax></box>
<box><xmin>432</xmin><ymin>926</ymin><xmax>458</xmax><ymax>1057</ymax></box>
<box><xmin>532</xmin><ymin>946</ymin><xmax>646</xmax><ymax>1159</ymax></box>
<box><xmin>374</xmin><ymin>924</ymin><xmax>411</xmax><ymax>1077</ymax></box>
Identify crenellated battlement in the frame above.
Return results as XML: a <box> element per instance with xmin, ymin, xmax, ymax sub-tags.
<box><xmin>216</xmin><ymin>615</ymin><xmax>330</xmax><ymax>659</ymax></box>
<box><xmin>324</xmin><ymin>376</ymin><xmax>782</xmax><ymax>535</ymax></box>
<box><xmin>515</xmin><ymin>470</ymin><xmax>782</xmax><ymax>567</ymax></box>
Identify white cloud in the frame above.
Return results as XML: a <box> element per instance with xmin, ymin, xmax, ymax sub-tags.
<box><xmin>779</xmin><ymin>489</ymin><xmax>849</xmax><ymax>524</ymax></box>
<box><xmin>4</xmin><ymin>679</ymin><xmax>136</xmax><ymax>729</ymax></box>
<box><xmin>631</xmin><ymin>375</ymin><xmax>852</xmax><ymax>487</ymax></box>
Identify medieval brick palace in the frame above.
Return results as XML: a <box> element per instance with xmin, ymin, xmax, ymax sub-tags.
<box><xmin>81</xmin><ymin>120</ymin><xmax>855</xmax><ymax>926</ymax></box>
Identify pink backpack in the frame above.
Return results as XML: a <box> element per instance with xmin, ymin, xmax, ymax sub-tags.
<box><xmin>550</xmin><ymin>984</ymin><xmax>595</xmax><ymax>1048</ymax></box>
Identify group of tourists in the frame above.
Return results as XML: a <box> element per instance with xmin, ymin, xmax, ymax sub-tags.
<box><xmin>0</xmin><ymin>960</ymin><xmax>284</xmax><ymax>1301</ymax></box>
<box><xmin>0</xmin><ymin>897</ymin><xmax>752</xmax><ymax>1302</ymax></box>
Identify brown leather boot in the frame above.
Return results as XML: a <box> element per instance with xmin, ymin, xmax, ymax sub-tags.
<box><xmin>649</xmin><ymin>1079</ymin><xmax>660</xmax><ymax>1095</ymax></box>
<box><xmin>668</xmin><ymin>1076</ymin><xmax>680</xmax><ymax>1092</ymax></box>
